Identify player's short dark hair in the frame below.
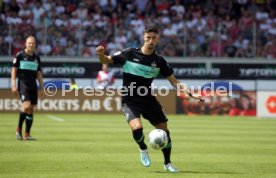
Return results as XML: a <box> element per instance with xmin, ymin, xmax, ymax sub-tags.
<box><xmin>144</xmin><ymin>25</ymin><xmax>159</xmax><ymax>34</ymax></box>
<box><xmin>26</xmin><ymin>35</ymin><xmax>36</xmax><ymax>41</ymax></box>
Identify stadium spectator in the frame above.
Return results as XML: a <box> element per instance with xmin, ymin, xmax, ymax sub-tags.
<box><xmin>224</xmin><ymin>38</ymin><xmax>237</xmax><ymax>57</ymax></box>
<box><xmin>65</xmin><ymin>40</ymin><xmax>77</xmax><ymax>56</ymax></box>
<box><xmin>43</xmin><ymin>0</ymin><xmax>54</xmax><ymax>12</ymax></box>
<box><xmin>106</xmin><ymin>36</ymin><xmax>123</xmax><ymax>55</ymax></box>
<box><xmin>96</xmin><ymin>64</ymin><xmax>114</xmax><ymax>89</ymax></box>
<box><xmin>18</xmin><ymin>3</ymin><xmax>32</xmax><ymax>23</ymax></box>
<box><xmin>125</xmin><ymin>33</ymin><xmax>139</xmax><ymax>48</ymax></box>
<box><xmin>265</xmin><ymin>38</ymin><xmax>276</xmax><ymax>58</ymax></box>
<box><xmin>171</xmin><ymin>0</ymin><xmax>185</xmax><ymax>18</ymax></box>
<box><xmin>9</xmin><ymin>0</ymin><xmax>20</xmax><ymax>14</ymax></box>
<box><xmin>115</xmin><ymin>30</ymin><xmax>127</xmax><ymax>47</ymax></box>
<box><xmin>82</xmin><ymin>46</ymin><xmax>92</xmax><ymax>57</ymax></box>
<box><xmin>243</xmin><ymin>42</ymin><xmax>254</xmax><ymax>58</ymax></box>
<box><xmin>32</xmin><ymin>1</ymin><xmax>44</xmax><ymax>22</ymax></box>
<box><xmin>135</xmin><ymin>0</ymin><xmax>148</xmax><ymax>13</ymax></box>
<box><xmin>75</xmin><ymin>2</ymin><xmax>88</xmax><ymax>20</ymax></box>
<box><xmin>38</xmin><ymin>41</ymin><xmax>52</xmax><ymax>56</ymax></box>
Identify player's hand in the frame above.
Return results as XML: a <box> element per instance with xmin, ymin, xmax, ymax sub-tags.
<box><xmin>11</xmin><ymin>86</ymin><xmax>18</xmax><ymax>95</ymax></box>
<box><xmin>96</xmin><ymin>46</ymin><xmax>105</xmax><ymax>56</ymax></box>
<box><xmin>40</xmin><ymin>88</ymin><xmax>45</xmax><ymax>97</ymax></box>
<box><xmin>190</xmin><ymin>93</ymin><xmax>205</xmax><ymax>102</ymax></box>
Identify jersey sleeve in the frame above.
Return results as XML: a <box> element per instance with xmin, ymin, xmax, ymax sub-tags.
<box><xmin>159</xmin><ymin>57</ymin><xmax>174</xmax><ymax>77</ymax></box>
<box><xmin>111</xmin><ymin>48</ymin><xmax>132</xmax><ymax>65</ymax></box>
<box><xmin>12</xmin><ymin>53</ymin><xmax>20</xmax><ymax>68</ymax></box>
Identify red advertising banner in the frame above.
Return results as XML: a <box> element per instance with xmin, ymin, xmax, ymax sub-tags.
<box><xmin>177</xmin><ymin>91</ymin><xmax>256</xmax><ymax>116</ymax></box>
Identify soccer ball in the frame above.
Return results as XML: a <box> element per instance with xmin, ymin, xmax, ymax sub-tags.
<box><xmin>148</xmin><ymin>129</ymin><xmax>168</xmax><ymax>150</ymax></box>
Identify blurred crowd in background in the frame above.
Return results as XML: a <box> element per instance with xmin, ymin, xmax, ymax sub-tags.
<box><xmin>0</xmin><ymin>0</ymin><xmax>275</xmax><ymax>58</ymax></box>
<box><xmin>178</xmin><ymin>91</ymin><xmax>256</xmax><ymax>116</ymax></box>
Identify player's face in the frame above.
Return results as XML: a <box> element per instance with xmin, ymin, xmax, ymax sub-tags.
<box><xmin>143</xmin><ymin>32</ymin><xmax>159</xmax><ymax>50</ymax></box>
<box><xmin>25</xmin><ymin>37</ymin><xmax>36</xmax><ymax>52</ymax></box>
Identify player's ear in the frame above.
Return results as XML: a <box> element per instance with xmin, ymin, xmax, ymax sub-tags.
<box><xmin>157</xmin><ymin>34</ymin><xmax>160</xmax><ymax>40</ymax></box>
<box><xmin>143</xmin><ymin>33</ymin><xmax>147</xmax><ymax>40</ymax></box>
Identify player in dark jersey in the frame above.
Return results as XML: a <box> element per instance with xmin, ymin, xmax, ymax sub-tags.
<box><xmin>11</xmin><ymin>36</ymin><xmax>44</xmax><ymax>140</ymax></box>
<box><xmin>96</xmin><ymin>25</ymin><xmax>204</xmax><ymax>172</ymax></box>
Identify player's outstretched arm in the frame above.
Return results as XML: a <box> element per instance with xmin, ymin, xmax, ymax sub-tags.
<box><xmin>96</xmin><ymin>46</ymin><xmax>113</xmax><ymax>64</ymax></box>
<box><xmin>167</xmin><ymin>74</ymin><xmax>204</xmax><ymax>102</ymax></box>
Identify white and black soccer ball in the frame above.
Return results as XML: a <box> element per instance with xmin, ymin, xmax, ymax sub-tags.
<box><xmin>148</xmin><ymin>129</ymin><xmax>168</xmax><ymax>150</ymax></box>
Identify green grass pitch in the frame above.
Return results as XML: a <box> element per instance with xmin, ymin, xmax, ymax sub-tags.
<box><xmin>0</xmin><ymin>113</ymin><xmax>276</xmax><ymax>178</ymax></box>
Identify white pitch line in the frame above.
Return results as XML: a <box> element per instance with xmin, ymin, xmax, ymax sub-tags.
<box><xmin>47</xmin><ymin>115</ymin><xmax>65</xmax><ymax>122</ymax></box>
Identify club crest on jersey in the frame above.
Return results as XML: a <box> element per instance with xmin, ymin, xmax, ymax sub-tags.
<box><xmin>151</xmin><ymin>61</ymin><xmax>157</xmax><ymax>67</ymax></box>
<box><xmin>114</xmin><ymin>51</ymin><xmax>121</xmax><ymax>56</ymax></box>
<box><xmin>24</xmin><ymin>58</ymin><xmax>28</xmax><ymax>61</ymax></box>
<box><xmin>133</xmin><ymin>58</ymin><xmax>140</xmax><ymax>62</ymax></box>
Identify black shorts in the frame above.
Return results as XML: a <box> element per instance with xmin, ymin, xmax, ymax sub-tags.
<box><xmin>18</xmin><ymin>87</ymin><xmax>38</xmax><ymax>105</ymax></box>
<box><xmin>122</xmin><ymin>101</ymin><xmax>168</xmax><ymax>126</ymax></box>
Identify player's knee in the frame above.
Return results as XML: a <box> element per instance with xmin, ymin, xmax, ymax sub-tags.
<box><xmin>130</xmin><ymin>124</ymin><xmax>143</xmax><ymax>130</ymax></box>
<box><xmin>155</xmin><ymin>122</ymin><xmax>168</xmax><ymax>131</ymax></box>
<box><xmin>23</xmin><ymin>104</ymin><xmax>32</xmax><ymax>113</ymax></box>
<box><xmin>129</xmin><ymin>120</ymin><xmax>143</xmax><ymax>130</ymax></box>
<box><xmin>29</xmin><ymin>107</ymin><xmax>34</xmax><ymax>114</ymax></box>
